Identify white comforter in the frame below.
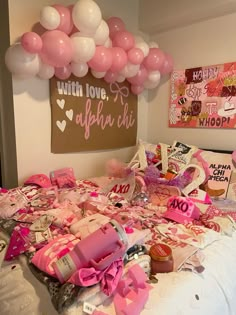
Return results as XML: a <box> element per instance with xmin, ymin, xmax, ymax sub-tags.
<box><xmin>1</xmin><ymin>231</ymin><xmax>236</xmax><ymax>315</ymax></box>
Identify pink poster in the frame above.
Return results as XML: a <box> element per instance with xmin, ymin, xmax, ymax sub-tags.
<box><xmin>169</xmin><ymin>62</ymin><xmax>236</xmax><ymax>128</ymax></box>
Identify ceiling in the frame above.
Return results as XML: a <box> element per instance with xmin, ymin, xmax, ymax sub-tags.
<box><xmin>139</xmin><ymin>0</ymin><xmax>236</xmax><ymax>34</ymax></box>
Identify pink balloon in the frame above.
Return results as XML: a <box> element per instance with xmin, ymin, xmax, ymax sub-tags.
<box><xmin>21</xmin><ymin>32</ymin><xmax>43</xmax><ymax>54</ymax></box>
<box><xmin>106</xmin><ymin>16</ymin><xmax>126</xmax><ymax>39</ymax></box>
<box><xmin>40</xmin><ymin>30</ymin><xmax>73</xmax><ymax>67</ymax></box>
<box><xmin>127</xmin><ymin>65</ymin><xmax>148</xmax><ymax>86</ymax></box>
<box><xmin>127</xmin><ymin>47</ymin><xmax>144</xmax><ymax>65</ymax></box>
<box><xmin>131</xmin><ymin>85</ymin><xmax>144</xmax><ymax>95</ymax></box>
<box><xmin>110</xmin><ymin>47</ymin><xmax>127</xmax><ymax>72</ymax></box>
<box><xmin>55</xmin><ymin>64</ymin><xmax>72</xmax><ymax>80</ymax></box>
<box><xmin>143</xmin><ymin>48</ymin><xmax>165</xmax><ymax>71</ymax></box>
<box><xmin>160</xmin><ymin>53</ymin><xmax>174</xmax><ymax>75</ymax></box>
<box><xmin>112</xmin><ymin>31</ymin><xmax>135</xmax><ymax>51</ymax></box>
<box><xmin>88</xmin><ymin>46</ymin><xmax>112</xmax><ymax>72</ymax></box>
<box><xmin>104</xmin><ymin>71</ymin><xmax>118</xmax><ymax>83</ymax></box>
<box><xmin>53</xmin><ymin>4</ymin><xmax>74</xmax><ymax>35</ymax></box>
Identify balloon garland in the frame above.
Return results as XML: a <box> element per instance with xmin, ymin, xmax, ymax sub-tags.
<box><xmin>5</xmin><ymin>0</ymin><xmax>174</xmax><ymax>95</ymax></box>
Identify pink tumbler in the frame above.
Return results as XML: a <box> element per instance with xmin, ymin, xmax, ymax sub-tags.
<box><xmin>53</xmin><ymin>220</ymin><xmax>127</xmax><ymax>283</ymax></box>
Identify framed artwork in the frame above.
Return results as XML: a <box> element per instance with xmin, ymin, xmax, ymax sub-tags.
<box><xmin>169</xmin><ymin>62</ymin><xmax>236</xmax><ymax>128</ymax></box>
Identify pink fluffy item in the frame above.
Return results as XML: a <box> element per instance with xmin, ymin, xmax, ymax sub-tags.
<box><xmin>105</xmin><ymin>159</ymin><xmax>132</xmax><ymax>178</ymax></box>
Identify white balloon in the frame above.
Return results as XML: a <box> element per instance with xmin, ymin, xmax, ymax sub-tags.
<box><xmin>5</xmin><ymin>43</ymin><xmax>40</xmax><ymax>77</ymax></box>
<box><xmin>116</xmin><ymin>74</ymin><xmax>125</xmax><ymax>83</ymax></box>
<box><xmin>149</xmin><ymin>41</ymin><xmax>159</xmax><ymax>48</ymax></box>
<box><xmin>93</xmin><ymin>20</ymin><xmax>109</xmax><ymax>45</ymax></box>
<box><xmin>71</xmin><ymin>61</ymin><xmax>88</xmax><ymax>77</ymax></box>
<box><xmin>134</xmin><ymin>35</ymin><xmax>149</xmax><ymax>57</ymax></box>
<box><xmin>147</xmin><ymin>70</ymin><xmax>161</xmax><ymax>83</ymax></box>
<box><xmin>38</xmin><ymin>61</ymin><xmax>55</xmax><ymax>79</ymax></box>
<box><xmin>135</xmin><ymin>41</ymin><xmax>149</xmax><ymax>58</ymax></box>
<box><xmin>120</xmin><ymin>62</ymin><xmax>140</xmax><ymax>78</ymax></box>
<box><xmin>40</xmin><ymin>6</ymin><xmax>60</xmax><ymax>30</ymax></box>
<box><xmin>71</xmin><ymin>33</ymin><xmax>96</xmax><ymax>63</ymax></box>
<box><xmin>91</xmin><ymin>69</ymin><xmax>106</xmax><ymax>78</ymax></box>
<box><xmin>72</xmin><ymin>0</ymin><xmax>102</xmax><ymax>35</ymax></box>
<box><xmin>144</xmin><ymin>77</ymin><xmax>160</xmax><ymax>89</ymax></box>
<box><xmin>104</xmin><ymin>37</ymin><xmax>112</xmax><ymax>48</ymax></box>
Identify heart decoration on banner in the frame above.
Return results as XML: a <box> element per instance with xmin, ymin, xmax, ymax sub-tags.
<box><xmin>66</xmin><ymin>109</ymin><xmax>73</xmax><ymax>121</ymax></box>
<box><xmin>56</xmin><ymin>120</ymin><xmax>66</xmax><ymax>132</ymax></box>
<box><xmin>56</xmin><ymin>99</ymin><xmax>65</xmax><ymax>109</ymax></box>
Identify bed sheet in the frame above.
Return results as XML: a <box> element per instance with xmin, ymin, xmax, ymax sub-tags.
<box><xmin>0</xmin><ymin>232</ymin><xmax>58</xmax><ymax>315</ymax></box>
<box><xmin>66</xmin><ymin>232</ymin><xmax>236</xmax><ymax>315</ymax></box>
<box><xmin>1</xmin><ymin>229</ymin><xmax>236</xmax><ymax>315</ymax></box>
<box><xmin>1</xmin><ymin>177</ymin><xmax>236</xmax><ymax>315</ymax></box>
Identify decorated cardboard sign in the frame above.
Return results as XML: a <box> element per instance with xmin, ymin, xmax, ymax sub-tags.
<box><xmin>149</xmin><ymin>184</ymin><xmax>181</xmax><ymax>206</ymax></box>
<box><xmin>169</xmin><ymin>61</ymin><xmax>236</xmax><ymax>128</ymax></box>
<box><xmin>50</xmin><ymin>73</ymin><xmax>137</xmax><ymax>153</ymax></box>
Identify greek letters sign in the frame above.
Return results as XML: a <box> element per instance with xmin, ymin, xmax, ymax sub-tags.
<box><xmin>207</xmin><ymin>162</ymin><xmax>232</xmax><ymax>198</ymax></box>
<box><xmin>50</xmin><ymin>72</ymin><xmax>137</xmax><ymax>153</ymax></box>
<box><xmin>101</xmin><ymin>173</ymin><xmax>135</xmax><ymax>200</ymax></box>
<box><xmin>169</xmin><ymin>61</ymin><xmax>236</xmax><ymax>128</ymax></box>
<box><xmin>168</xmin><ymin>198</ymin><xmax>190</xmax><ymax>212</ymax></box>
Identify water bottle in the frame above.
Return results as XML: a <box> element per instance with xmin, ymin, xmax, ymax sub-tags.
<box><xmin>53</xmin><ymin>219</ymin><xmax>127</xmax><ymax>283</ymax></box>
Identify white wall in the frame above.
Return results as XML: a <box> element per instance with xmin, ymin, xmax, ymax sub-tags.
<box><xmin>147</xmin><ymin>12</ymin><xmax>236</xmax><ymax>151</ymax></box>
<box><xmin>10</xmin><ymin>0</ymin><xmax>236</xmax><ymax>185</ymax></box>
<box><xmin>139</xmin><ymin>0</ymin><xmax>236</xmax><ymax>34</ymax></box>
<box><xmin>8</xmin><ymin>0</ymin><xmax>149</xmax><ymax>184</ymax></box>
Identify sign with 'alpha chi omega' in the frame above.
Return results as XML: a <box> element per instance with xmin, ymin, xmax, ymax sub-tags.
<box><xmin>169</xmin><ymin>61</ymin><xmax>236</xmax><ymax>129</ymax></box>
<box><xmin>50</xmin><ymin>73</ymin><xmax>137</xmax><ymax>153</ymax></box>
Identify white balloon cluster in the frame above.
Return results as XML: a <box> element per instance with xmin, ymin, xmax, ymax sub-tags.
<box><xmin>5</xmin><ymin>0</ymin><xmax>174</xmax><ymax>95</ymax></box>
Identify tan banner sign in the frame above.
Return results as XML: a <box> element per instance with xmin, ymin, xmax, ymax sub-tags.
<box><xmin>50</xmin><ymin>73</ymin><xmax>138</xmax><ymax>153</ymax></box>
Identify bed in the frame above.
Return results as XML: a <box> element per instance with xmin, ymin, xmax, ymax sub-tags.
<box><xmin>1</xmin><ymin>141</ymin><xmax>236</xmax><ymax>315</ymax></box>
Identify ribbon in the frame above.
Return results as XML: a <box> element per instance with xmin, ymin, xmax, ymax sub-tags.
<box><xmin>110</xmin><ymin>82</ymin><xmax>129</xmax><ymax>105</ymax></box>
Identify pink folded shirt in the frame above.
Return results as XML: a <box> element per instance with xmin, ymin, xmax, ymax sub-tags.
<box><xmin>31</xmin><ymin>234</ymin><xmax>80</xmax><ymax>277</ymax></box>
